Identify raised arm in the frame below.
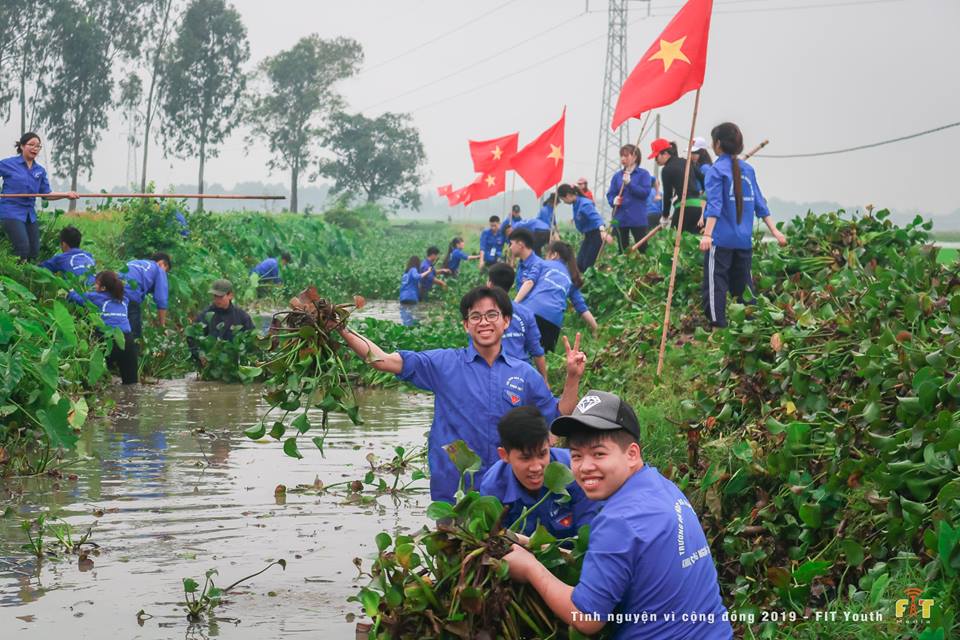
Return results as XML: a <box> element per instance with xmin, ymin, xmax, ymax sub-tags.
<box><xmin>557</xmin><ymin>334</ymin><xmax>585</xmax><ymax>416</ymax></box>
<box><xmin>337</xmin><ymin>326</ymin><xmax>404</xmax><ymax>374</ymax></box>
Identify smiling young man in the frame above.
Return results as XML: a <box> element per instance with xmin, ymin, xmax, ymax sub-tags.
<box><xmin>336</xmin><ymin>286</ymin><xmax>587</xmax><ymax>504</ymax></box>
<box><xmin>480</xmin><ymin>406</ymin><xmax>600</xmax><ymax>538</ymax></box>
<box><xmin>504</xmin><ymin>390</ymin><xmax>733</xmax><ymax>639</ymax></box>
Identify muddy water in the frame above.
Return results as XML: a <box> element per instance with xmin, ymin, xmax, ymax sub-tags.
<box><xmin>1</xmin><ymin>381</ymin><xmax>435</xmax><ymax>639</ymax></box>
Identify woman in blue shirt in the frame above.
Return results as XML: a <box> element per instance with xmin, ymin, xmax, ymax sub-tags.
<box><xmin>523</xmin><ymin>241</ymin><xmax>598</xmax><ymax>352</ymax></box>
<box><xmin>0</xmin><ymin>133</ymin><xmax>78</xmax><ymax>261</ymax></box>
<box><xmin>700</xmin><ymin>122</ymin><xmax>787</xmax><ymax>328</ymax></box>
<box><xmin>557</xmin><ymin>183</ymin><xmax>610</xmax><ymax>273</ymax></box>
<box><xmin>68</xmin><ymin>270</ymin><xmax>138</xmax><ymax>384</ymax></box>
<box><xmin>439</xmin><ymin>237</ymin><xmax>478</xmax><ymax>277</ymax></box>
<box><xmin>606</xmin><ymin>143</ymin><xmax>653</xmax><ymax>254</ymax></box>
<box><xmin>399</xmin><ymin>255</ymin><xmax>433</xmax><ymax>326</ymax></box>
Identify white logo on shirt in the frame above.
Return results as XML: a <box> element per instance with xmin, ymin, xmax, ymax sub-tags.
<box><xmin>576</xmin><ymin>395</ymin><xmax>601</xmax><ymax>414</ymax></box>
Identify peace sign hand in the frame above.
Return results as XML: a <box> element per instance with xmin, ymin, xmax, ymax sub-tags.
<box><xmin>563</xmin><ymin>332</ymin><xmax>587</xmax><ymax>379</ymax></box>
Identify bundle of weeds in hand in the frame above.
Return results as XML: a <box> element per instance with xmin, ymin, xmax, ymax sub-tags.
<box><xmin>680</xmin><ymin>211</ymin><xmax>960</xmax><ymax>634</ymax></box>
<box><xmin>352</xmin><ymin>441</ymin><xmax>597</xmax><ymax>640</ymax></box>
<box><xmin>243</xmin><ymin>287</ymin><xmax>365</xmax><ymax>458</ymax></box>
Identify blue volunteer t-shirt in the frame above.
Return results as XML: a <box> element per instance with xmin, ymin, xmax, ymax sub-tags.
<box><xmin>479</xmin><ymin>448</ymin><xmax>600</xmax><ymax>538</ymax></box>
<box><xmin>396</xmin><ymin>344</ymin><xmax>559</xmax><ymax>504</ymax></box>
<box><xmin>523</xmin><ymin>259</ymin><xmax>589</xmax><ymax>328</ymax></box>
<box><xmin>514</xmin><ymin>252</ymin><xmax>545</xmax><ymax>291</ymax></box>
<box><xmin>39</xmin><ymin>248</ymin><xmax>95</xmax><ymax>276</ymax></box>
<box><xmin>67</xmin><ymin>290</ymin><xmax>131</xmax><ymax>332</ymax></box>
<box><xmin>251</xmin><ymin>257</ymin><xmax>281</xmax><ymax>282</ymax></box>
<box><xmin>399</xmin><ymin>267</ymin><xmax>421</xmax><ymax>303</ymax></box>
<box><xmin>537</xmin><ymin>204</ymin><xmax>554</xmax><ymax>227</ymax></box>
<box><xmin>419</xmin><ymin>257</ymin><xmax>437</xmax><ymax>294</ymax></box>
<box><xmin>0</xmin><ymin>155</ymin><xmax>51</xmax><ymax>222</ymax></box>
<box><xmin>607</xmin><ymin>168</ymin><xmax>652</xmax><ymax>228</ymax></box>
<box><xmin>572</xmin><ymin>196</ymin><xmax>604</xmax><ymax>233</ymax></box>
<box><xmin>470</xmin><ymin>300</ymin><xmax>545</xmax><ymax>363</ymax></box>
<box><xmin>447</xmin><ymin>248</ymin><xmax>470</xmax><ymax>273</ymax></box>
<box><xmin>572</xmin><ymin>465</ymin><xmax>732</xmax><ymax>640</ymax></box>
<box><xmin>703</xmin><ymin>155</ymin><xmax>769</xmax><ymax>250</ymax></box>
<box><xmin>122</xmin><ymin>259</ymin><xmax>168</xmax><ymax>309</ymax></box>
<box><xmin>479</xmin><ymin>228</ymin><xmax>505</xmax><ymax>262</ymax></box>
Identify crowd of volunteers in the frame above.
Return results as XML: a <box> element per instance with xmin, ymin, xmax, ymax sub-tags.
<box><xmin>1</xmin><ymin>133</ymin><xmax>292</xmax><ymax>385</ymax></box>
<box><xmin>3</xmin><ymin>121</ymin><xmax>786</xmax><ymax>639</ymax></box>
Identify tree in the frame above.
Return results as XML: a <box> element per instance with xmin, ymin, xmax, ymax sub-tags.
<box><xmin>37</xmin><ymin>0</ymin><xmax>152</xmax><ymax>211</ymax></box>
<box><xmin>317</xmin><ymin>111</ymin><xmax>427</xmax><ymax>210</ymax></box>
<box><xmin>246</xmin><ymin>35</ymin><xmax>363</xmax><ymax>213</ymax></box>
<box><xmin>139</xmin><ymin>0</ymin><xmax>178</xmax><ymax>193</ymax></box>
<box><xmin>160</xmin><ymin>0</ymin><xmax>249</xmax><ymax>211</ymax></box>
<box><xmin>6</xmin><ymin>2</ymin><xmax>57</xmax><ymax>133</ymax></box>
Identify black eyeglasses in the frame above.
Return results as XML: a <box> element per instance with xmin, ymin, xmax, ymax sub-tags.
<box><xmin>467</xmin><ymin>310</ymin><xmax>502</xmax><ymax>325</ymax></box>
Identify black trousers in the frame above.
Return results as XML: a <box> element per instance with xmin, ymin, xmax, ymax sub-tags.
<box><xmin>702</xmin><ymin>246</ymin><xmax>754</xmax><ymax>328</ymax></box>
<box><xmin>535</xmin><ymin>315</ymin><xmax>562</xmax><ymax>353</ymax></box>
<box><xmin>532</xmin><ymin>230</ymin><xmax>551</xmax><ymax>256</ymax></box>
<box><xmin>128</xmin><ymin>300</ymin><xmax>143</xmax><ymax>339</ymax></box>
<box><xmin>107</xmin><ymin>333</ymin><xmax>139</xmax><ymax>384</ymax></box>
<box><xmin>671</xmin><ymin>205</ymin><xmax>703</xmax><ymax>234</ymax></box>
<box><xmin>615</xmin><ymin>226</ymin><xmax>647</xmax><ymax>254</ymax></box>
<box><xmin>577</xmin><ymin>229</ymin><xmax>603</xmax><ymax>273</ymax></box>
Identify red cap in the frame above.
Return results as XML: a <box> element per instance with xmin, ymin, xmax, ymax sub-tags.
<box><xmin>648</xmin><ymin>138</ymin><xmax>671</xmax><ymax>159</ymax></box>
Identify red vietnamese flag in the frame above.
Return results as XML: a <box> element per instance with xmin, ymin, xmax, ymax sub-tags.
<box><xmin>437</xmin><ymin>184</ymin><xmax>453</xmax><ymax>198</ymax></box>
<box><xmin>462</xmin><ymin>168</ymin><xmax>506</xmax><ymax>205</ymax></box>
<box><xmin>611</xmin><ymin>0</ymin><xmax>713</xmax><ymax>129</ymax></box>
<box><xmin>446</xmin><ymin>184</ymin><xmax>470</xmax><ymax>206</ymax></box>
<box><xmin>510</xmin><ymin>109</ymin><xmax>565</xmax><ymax>198</ymax></box>
<box><xmin>469</xmin><ymin>133</ymin><xmax>518</xmax><ymax>173</ymax></box>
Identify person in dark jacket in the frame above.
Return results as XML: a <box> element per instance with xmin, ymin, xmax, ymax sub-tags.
<box><xmin>189</xmin><ymin>279</ymin><xmax>254</xmax><ymax>365</ymax></box>
<box><xmin>606</xmin><ymin>144</ymin><xmax>652</xmax><ymax>254</ymax></box>
<box><xmin>650</xmin><ymin>138</ymin><xmax>702</xmax><ymax>235</ymax></box>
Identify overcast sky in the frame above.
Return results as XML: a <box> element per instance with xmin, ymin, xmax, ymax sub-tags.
<box><xmin>8</xmin><ymin>0</ymin><xmax>959</xmax><ymax>218</ymax></box>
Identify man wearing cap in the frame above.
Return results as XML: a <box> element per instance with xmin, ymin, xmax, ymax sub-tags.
<box><xmin>650</xmin><ymin>138</ymin><xmax>703</xmax><ymax>235</ymax></box>
<box><xmin>189</xmin><ymin>279</ymin><xmax>255</xmax><ymax>365</ymax></box>
<box><xmin>505</xmin><ymin>391</ymin><xmax>733</xmax><ymax>639</ymax></box>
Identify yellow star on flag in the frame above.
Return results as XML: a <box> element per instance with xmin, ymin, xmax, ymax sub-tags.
<box><xmin>546</xmin><ymin>144</ymin><xmax>563</xmax><ymax>166</ymax></box>
<box><xmin>485</xmin><ymin>174</ymin><xmax>496</xmax><ymax>188</ymax></box>
<box><xmin>648</xmin><ymin>36</ymin><xmax>691</xmax><ymax>72</ymax></box>
<box><xmin>491</xmin><ymin>145</ymin><xmax>503</xmax><ymax>161</ymax></box>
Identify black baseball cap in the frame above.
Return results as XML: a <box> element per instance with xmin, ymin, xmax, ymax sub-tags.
<box><xmin>550</xmin><ymin>390</ymin><xmax>640</xmax><ymax>439</ymax></box>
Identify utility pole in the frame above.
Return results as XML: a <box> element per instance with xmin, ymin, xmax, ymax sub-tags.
<box><xmin>593</xmin><ymin>0</ymin><xmax>651</xmax><ymax>215</ymax></box>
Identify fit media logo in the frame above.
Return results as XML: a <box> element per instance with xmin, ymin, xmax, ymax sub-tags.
<box><xmin>895</xmin><ymin>588</ymin><xmax>934</xmax><ymax>619</ymax></box>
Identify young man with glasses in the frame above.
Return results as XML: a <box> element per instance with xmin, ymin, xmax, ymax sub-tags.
<box><xmin>336</xmin><ymin>286</ymin><xmax>587</xmax><ymax>504</ymax></box>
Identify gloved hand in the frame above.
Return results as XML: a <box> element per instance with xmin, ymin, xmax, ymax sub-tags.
<box><xmin>659</xmin><ymin>216</ymin><xmax>671</xmax><ymax>230</ymax></box>
<box><xmin>623</xmin><ymin>172</ymin><xmax>631</xmax><ymax>184</ymax></box>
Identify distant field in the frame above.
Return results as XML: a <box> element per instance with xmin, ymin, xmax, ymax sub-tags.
<box><xmin>933</xmin><ymin>230</ymin><xmax>960</xmax><ymax>241</ymax></box>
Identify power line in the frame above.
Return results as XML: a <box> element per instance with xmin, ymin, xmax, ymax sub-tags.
<box><xmin>756</xmin><ymin>121</ymin><xmax>960</xmax><ymax>158</ymax></box>
<box><xmin>359</xmin><ymin>0</ymin><xmax>519</xmax><ymax>75</ymax></box>
<box><xmin>361</xmin><ymin>11</ymin><xmax>584</xmax><ymax>112</ymax></box>
<box><xmin>401</xmin><ymin>0</ymin><xmax>898</xmax><ymax>114</ymax></box>
<box><xmin>658</xmin><ymin>120</ymin><xmax>960</xmax><ymax>158</ymax></box>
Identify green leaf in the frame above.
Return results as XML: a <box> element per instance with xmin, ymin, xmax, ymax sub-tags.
<box><xmin>37</xmin><ymin>397</ymin><xmax>78</xmax><ymax>449</ymax></box>
<box><xmin>731</xmin><ymin>441</ymin><xmax>753</xmax><ymax>462</ymax></box>
<box><xmin>938</xmin><ymin>521</ymin><xmax>960</xmax><ymax>577</ymax></box>
<box><xmin>311</xmin><ymin>436</ymin><xmax>325</xmax><ymax>454</ymax></box>
<box><xmin>283</xmin><ymin>437</ymin><xmax>303</xmax><ymax>459</ymax></box>
<box><xmin>87</xmin><ymin>345</ymin><xmax>106</xmax><ymax>386</ymax></box>
<box><xmin>375</xmin><ymin>532</ymin><xmax>391</xmax><ymax>552</ymax></box>
<box><xmin>68</xmin><ymin>397</ymin><xmax>88</xmax><ymax>428</ymax></box>
<box><xmin>269</xmin><ymin>421</ymin><xmax>285</xmax><ymax>440</ymax></box>
<box><xmin>425</xmin><ymin>501</ymin><xmax>455</xmax><ymax>521</ymax></box>
<box><xmin>543</xmin><ymin>461</ymin><xmax>574</xmax><ymax>494</ymax></box>
<box><xmin>357</xmin><ymin>587</ymin><xmax>380</xmax><ymax>619</ymax></box>
<box><xmin>183</xmin><ymin>577</ymin><xmax>199</xmax><ymax>593</ymax></box>
<box><xmin>528</xmin><ymin>524</ymin><xmax>557</xmax><ymax>550</ymax></box>
<box><xmin>292</xmin><ymin>412</ymin><xmax>310</xmax><ymax>434</ymax></box>
<box><xmin>793</xmin><ymin>560</ymin><xmax>830</xmax><ymax>585</ymax></box>
<box><xmin>244</xmin><ymin>421</ymin><xmax>267</xmax><ymax>440</ymax></box>
<box><xmin>444</xmin><ymin>439</ymin><xmax>481</xmax><ymax>475</ymax></box>
<box><xmin>52</xmin><ymin>301</ymin><xmax>77</xmax><ymax>347</ymax></box>
<box><xmin>868</xmin><ymin>572</ymin><xmax>889</xmax><ymax>606</ymax></box>
<box><xmin>841</xmin><ymin>539</ymin><xmax>865</xmax><ymax>566</ymax></box>
<box><xmin>798</xmin><ymin>503</ymin><xmax>822</xmax><ymax>528</ymax></box>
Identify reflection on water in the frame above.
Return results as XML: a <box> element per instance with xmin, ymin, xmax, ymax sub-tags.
<box><xmin>0</xmin><ymin>379</ymin><xmax>434</xmax><ymax>638</ymax></box>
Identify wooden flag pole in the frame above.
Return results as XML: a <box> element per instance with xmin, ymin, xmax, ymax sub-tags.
<box><xmin>743</xmin><ymin>139</ymin><xmax>768</xmax><ymax>160</ymax></box>
<box><xmin>0</xmin><ymin>192</ymin><xmax>285</xmax><ymax>200</ymax></box>
<box><xmin>656</xmin><ymin>88</ymin><xmax>702</xmax><ymax>377</ymax></box>
<box><xmin>550</xmin><ymin>190</ymin><xmax>561</xmax><ymax>242</ymax></box>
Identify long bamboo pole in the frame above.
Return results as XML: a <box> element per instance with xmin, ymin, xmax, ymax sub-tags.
<box><xmin>0</xmin><ymin>193</ymin><xmax>285</xmax><ymax>199</ymax></box>
<box><xmin>743</xmin><ymin>139</ymin><xmax>768</xmax><ymax>160</ymax></box>
<box><xmin>656</xmin><ymin>88</ymin><xmax>702</xmax><ymax>377</ymax></box>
